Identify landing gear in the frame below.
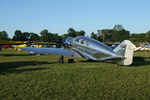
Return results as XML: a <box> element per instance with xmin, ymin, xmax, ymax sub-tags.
<box><xmin>58</xmin><ymin>56</ymin><xmax>75</xmax><ymax>64</ymax></box>
<box><xmin>59</xmin><ymin>56</ymin><xmax>64</xmax><ymax>64</ymax></box>
<box><xmin>68</xmin><ymin>59</ymin><xmax>74</xmax><ymax>63</ymax></box>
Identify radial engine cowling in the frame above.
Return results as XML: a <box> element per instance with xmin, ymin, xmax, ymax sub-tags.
<box><xmin>63</xmin><ymin>37</ymin><xmax>74</xmax><ymax>45</ymax></box>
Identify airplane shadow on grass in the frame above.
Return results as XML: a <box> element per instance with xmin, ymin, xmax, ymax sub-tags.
<box><xmin>1</xmin><ymin>56</ymin><xmax>149</xmax><ymax>74</ymax></box>
<box><xmin>0</xmin><ymin>61</ymin><xmax>56</xmax><ymax>74</ymax></box>
<box><xmin>79</xmin><ymin>59</ymin><xmax>99</xmax><ymax>63</ymax></box>
<box><xmin>130</xmin><ymin>56</ymin><xmax>150</xmax><ymax>66</ymax></box>
<box><xmin>80</xmin><ymin>56</ymin><xmax>150</xmax><ymax>67</ymax></box>
<box><xmin>1</xmin><ymin>54</ymin><xmax>37</xmax><ymax>56</ymax></box>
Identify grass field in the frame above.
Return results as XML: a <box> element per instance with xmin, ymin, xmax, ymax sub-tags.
<box><xmin>1</xmin><ymin>48</ymin><xmax>150</xmax><ymax>100</ymax></box>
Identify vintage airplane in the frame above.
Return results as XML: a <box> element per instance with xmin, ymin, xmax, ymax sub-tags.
<box><xmin>15</xmin><ymin>36</ymin><xmax>134</xmax><ymax>65</ymax></box>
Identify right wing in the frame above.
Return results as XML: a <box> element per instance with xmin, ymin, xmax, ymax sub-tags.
<box><xmin>15</xmin><ymin>47</ymin><xmax>81</xmax><ymax>57</ymax></box>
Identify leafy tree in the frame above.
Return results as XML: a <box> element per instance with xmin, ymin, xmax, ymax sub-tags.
<box><xmin>40</xmin><ymin>30</ymin><xmax>62</xmax><ymax>42</ymax></box>
<box><xmin>129</xmin><ymin>34</ymin><xmax>138</xmax><ymax>42</ymax></box>
<box><xmin>111</xmin><ymin>24</ymin><xmax>130</xmax><ymax>42</ymax></box>
<box><xmin>97</xmin><ymin>30</ymin><xmax>103</xmax><ymax>42</ymax></box>
<box><xmin>51</xmin><ymin>33</ymin><xmax>59</xmax><ymax>42</ymax></box>
<box><xmin>13</xmin><ymin>30</ymin><xmax>31</xmax><ymax>41</ymax></box>
<box><xmin>111</xmin><ymin>30</ymin><xmax>119</xmax><ymax>42</ymax></box>
<box><xmin>65</xmin><ymin>28</ymin><xmax>85</xmax><ymax>38</ymax></box>
<box><xmin>101</xmin><ymin>29</ymin><xmax>113</xmax><ymax>42</ymax></box>
<box><xmin>13</xmin><ymin>30</ymin><xmax>22</xmax><ymax>41</ymax></box>
<box><xmin>130</xmin><ymin>33</ymin><xmax>146</xmax><ymax>42</ymax></box>
<box><xmin>30</xmin><ymin>33</ymin><xmax>40</xmax><ymax>41</ymax></box>
<box><xmin>113</xmin><ymin>24</ymin><xmax>124</xmax><ymax>31</ymax></box>
<box><xmin>90</xmin><ymin>32</ymin><xmax>97</xmax><ymax>40</ymax></box>
<box><xmin>40</xmin><ymin>29</ymin><xmax>52</xmax><ymax>42</ymax></box>
<box><xmin>138</xmin><ymin>33</ymin><xmax>146</xmax><ymax>42</ymax></box>
<box><xmin>61</xmin><ymin>34</ymin><xmax>69</xmax><ymax>40</ymax></box>
<box><xmin>77</xmin><ymin>30</ymin><xmax>85</xmax><ymax>36</ymax></box>
<box><xmin>145</xmin><ymin>31</ymin><xmax>150</xmax><ymax>42</ymax></box>
<box><xmin>112</xmin><ymin>29</ymin><xmax>130</xmax><ymax>42</ymax></box>
<box><xmin>22</xmin><ymin>32</ymin><xmax>31</xmax><ymax>41</ymax></box>
<box><xmin>67</xmin><ymin>28</ymin><xmax>77</xmax><ymax>37</ymax></box>
<box><xmin>0</xmin><ymin>31</ymin><xmax>9</xmax><ymax>41</ymax></box>
<box><xmin>56</xmin><ymin>36</ymin><xmax>63</xmax><ymax>43</ymax></box>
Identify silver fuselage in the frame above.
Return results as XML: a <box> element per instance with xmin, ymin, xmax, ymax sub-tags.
<box><xmin>64</xmin><ymin>36</ymin><xmax>120</xmax><ymax>61</ymax></box>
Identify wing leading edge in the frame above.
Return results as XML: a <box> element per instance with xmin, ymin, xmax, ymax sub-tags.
<box><xmin>15</xmin><ymin>47</ymin><xmax>76</xmax><ymax>57</ymax></box>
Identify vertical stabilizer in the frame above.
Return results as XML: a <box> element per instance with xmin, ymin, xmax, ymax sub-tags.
<box><xmin>113</xmin><ymin>40</ymin><xmax>134</xmax><ymax>65</ymax></box>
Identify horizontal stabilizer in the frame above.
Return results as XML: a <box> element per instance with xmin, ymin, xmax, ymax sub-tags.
<box><xmin>98</xmin><ymin>56</ymin><xmax>125</xmax><ymax>61</ymax></box>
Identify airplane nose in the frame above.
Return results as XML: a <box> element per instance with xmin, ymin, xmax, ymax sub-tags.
<box><xmin>63</xmin><ymin>37</ymin><xmax>74</xmax><ymax>45</ymax></box>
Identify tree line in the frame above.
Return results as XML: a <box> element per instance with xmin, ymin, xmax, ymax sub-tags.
<box><xmin>0</xmin><ymin>28</ymin><xmax>86</xmax><ymax>43</ymax></box>
<box><xmin>0</xmin><ymin>25</ymin><xmax>150</xmax><ymax>43</ymax></box>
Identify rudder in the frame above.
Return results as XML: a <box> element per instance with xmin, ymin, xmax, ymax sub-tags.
<box><xmin>113</xmin><ymin>40</ymin><xmax>134</xmax><ymax>65</ymax></box>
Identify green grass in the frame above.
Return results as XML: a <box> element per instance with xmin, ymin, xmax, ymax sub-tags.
<box><xmin>1</xmin><ymin>48</ymin><xmax>150</xmax><ymax>100</ymax></box>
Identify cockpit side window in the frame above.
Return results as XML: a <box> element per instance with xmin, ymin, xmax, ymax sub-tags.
<box><xmin>75</xmin><ymin>38</ymin><xmax>80</xmax><ymax>43</ymax></box>
<box><xmin>75</xmin><ymin>37</ymin><xmax>88</xmax><ymax>46</ymax></box>
<box><xmin>81</xmin><ymin>39</ymin><xmax>85</xmax><ymax>44</ymax></box>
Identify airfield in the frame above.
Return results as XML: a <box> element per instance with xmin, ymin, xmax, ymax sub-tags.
<box><xmin>1</xmin><ymin>48</ymin><xmax>150</xmax><ymax>99</ymax></box>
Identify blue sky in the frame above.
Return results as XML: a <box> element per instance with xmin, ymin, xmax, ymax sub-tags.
<box><xmin>0</xmin><ymin>0</ymin><xmax>150</xmax><ymax>37</ymax></box>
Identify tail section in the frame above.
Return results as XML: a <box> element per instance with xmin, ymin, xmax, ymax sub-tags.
<box><xmin>113</xmin><ymin>40</ymin><xmax>134</xmax><ymax>65</ymax></box>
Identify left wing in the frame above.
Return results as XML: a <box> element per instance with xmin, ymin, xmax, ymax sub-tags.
<box><xmin>15</xmin><ymin>47</ymin><xmax>81</xmax><ymax>57</ymax></box>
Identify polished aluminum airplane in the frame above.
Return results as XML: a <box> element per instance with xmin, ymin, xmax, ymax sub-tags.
<box><xmin>16</xmin><ymin>36</ymin><xmax>134</xmax><ymax>65</ymax></box>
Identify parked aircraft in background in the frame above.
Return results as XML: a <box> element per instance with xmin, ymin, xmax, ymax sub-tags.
<box><xmin>142</xmin><ymin>45</ymin><xmax>150</xmax><ymax>48</ymax></box>
<box><xmin>15</xmin><ymin>36</ymin><xmax>134</xmax><ymax>65</ymax></box>
<box><xmin>141</xmin><ymin>45</ymin><xmax>150</xmax><ymax>51</ymax></box>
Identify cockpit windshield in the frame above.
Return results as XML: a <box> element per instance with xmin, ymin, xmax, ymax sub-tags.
<box><xmin>74</xmin><ymin>37</ymin><xmax>88</xmax><ymax>46</ymax></box>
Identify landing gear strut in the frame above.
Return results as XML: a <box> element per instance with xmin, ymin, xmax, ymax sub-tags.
<box><xmin>58</xmin><ymin>56</ymin><xmax>75</xmax><ymax>64</ymax></box>
<box><xmin>59</xmin><ymin>56</ymin><xmax>64</xmax><ymax>64</ymax></box>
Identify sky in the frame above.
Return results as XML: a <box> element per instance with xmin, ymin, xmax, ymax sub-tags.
<box><xmin>0</xmin><ymin>0</ymin><xmax>150</xmax><ymax>37</ymax></box>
